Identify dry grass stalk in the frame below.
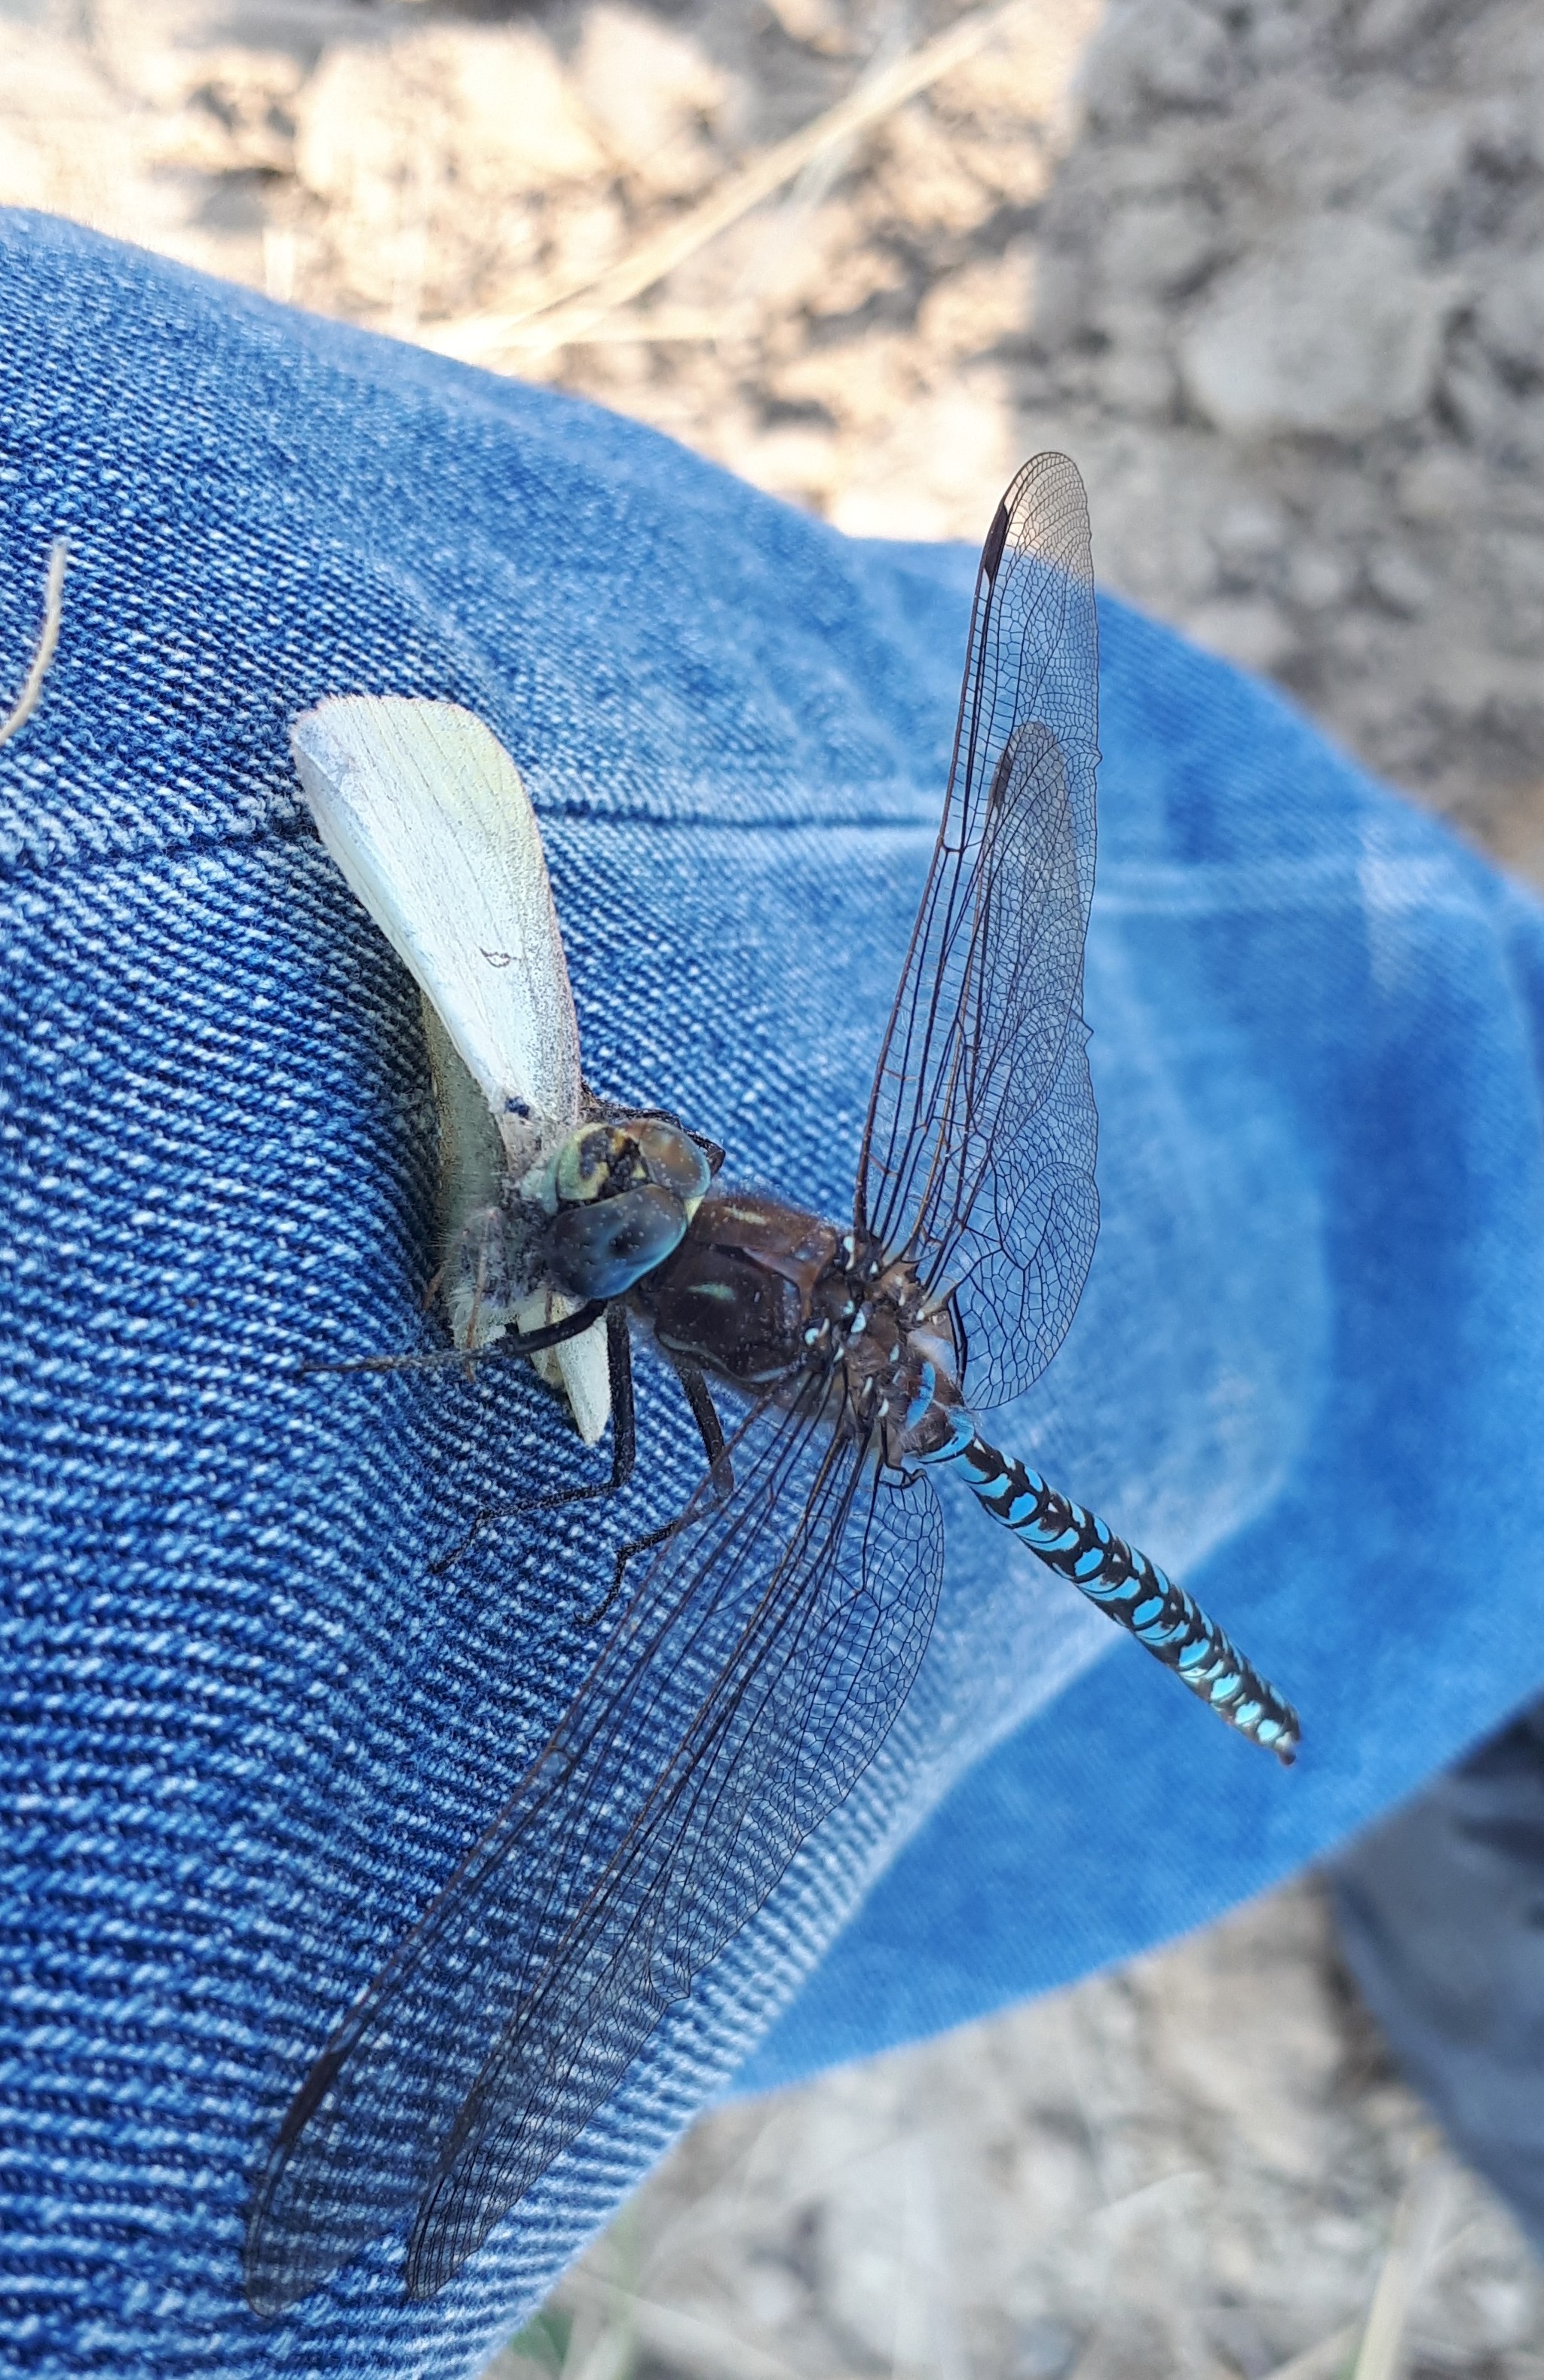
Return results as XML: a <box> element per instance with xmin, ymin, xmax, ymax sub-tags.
<box><xmin>1260</xmin><ymin>2320</ymin><xmax>1363</xmax><ymax>2380</ymax></box>
<box><xmin>1348</xmin><ymin>2155</ymin><xmax>1453</xmax><ymax>2380</ymax></box>
<box><xmin>0</xmin><ymin>538</ymin><xmax>67</xmax><ymax>750</ymax></box>
<box><xmin>568</xmin><ymin>2273</ymin><xmax>807</xmax><ymax>2380</ymax></box>
<box><xmin>437</xmin><ymin>0</ymin><xmax>1057</xmax><ymax>360</ymax></box>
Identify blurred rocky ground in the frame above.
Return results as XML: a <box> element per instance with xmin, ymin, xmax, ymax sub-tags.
<box><xmin>491</xmin><ymin>1885</ymin><xmax>1544</xmax><ymax>2380</ymax></box>
<box><xmin>5</xmin><ymin>0</ymin><xmax>1543</xmax><ymax>843</ymax></box>
<box><xmin>8</xmin><ymin>0</ymin><xmax>1543</xmax><ymax>2369</ymax></box>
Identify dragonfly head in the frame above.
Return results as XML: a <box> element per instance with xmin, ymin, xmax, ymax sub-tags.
<box><xmin>541</xmin><ymin>1119</ymin><xmax>712</xmax><ymax>1301</ymax></box>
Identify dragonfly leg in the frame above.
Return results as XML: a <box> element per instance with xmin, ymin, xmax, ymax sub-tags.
<box><xmin>577</xmin><ymin>1359</ymin><xmax>735</xmax><ymax>1628</ymax></box>
<box><xmin>299</xmin><ymin>1299</ymin><xmax>608</xmax><ymax>1379</ymax></box>
<box><xmin>429</xmin><ymin>1306</ymin><xmax>636</xmax><ymax>1575</ymax></box>
<box><xmin>676</xmin><ymin>1361</ymin><xmax>734</xmax><ymax>1496</ymax></box>
<box><xmin>577</xmin><ymin>1513</ymin><xmax>677</xmax><ymax>1630</ymax></box>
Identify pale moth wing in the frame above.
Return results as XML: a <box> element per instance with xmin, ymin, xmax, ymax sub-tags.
<box><xmin>290</xmin><ymin>695</ymin><xmax>610</xmax><ymax>1438</ymax></box>
<box><xmin>417</xmin><ymin>1002</ymin><xmax>610</xmax><ymax>1447</ymax></box>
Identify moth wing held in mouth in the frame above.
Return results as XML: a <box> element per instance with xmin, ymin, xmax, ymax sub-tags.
<box><xmin>290</xmin><ymin>694</ymin><xmax>611</xmax><ymax>1437</ymax></box>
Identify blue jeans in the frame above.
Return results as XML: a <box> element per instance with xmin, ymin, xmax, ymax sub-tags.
<box><xmin>1332</xmin><ymin>1695</ymin><xmax>1544</xmax><ymax>2262</ymax></box>
<box><xmin>5</xmin><ymin>207</ymin><xmax>1544</xmax><ymax>2375</ymax></box>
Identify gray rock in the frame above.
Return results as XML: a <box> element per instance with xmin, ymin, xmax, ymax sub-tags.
<box><xmin>1098</xmin><ymin>314</ymin><xmax>1181</xmax><ymax>419</ymax></box>
<box><xmin>1343</xmin><ymin>0</ymin><xmax>1463</xmax><ymax>60</ymax></box>
<box><xmin>1178</xmin><ymin>216</ymin><xmax>1453</xmax><ymax>437</ymax></box>
<box><xmin>1478</xmin><ymin>254</ymin><xmax>1544</xmax><ymax>376</ymax></box>
<box><xmin>1441</xmin><ymin>340</ymin><xmax>1518</xmax><ymax>449</ymax></box>
<box><xmin>1082</xmin><ymin>0</ymin><xmax>1236</xmax><ymax>125</ymax></box>
<box><xmin>1365</xmin><ymin>545</ymin><xmax>1436</xmax><ymax>617</ymax></box>
<box><xmin>1395</xmin><ymin>447</ymin><xmax>1488</xmax><ymax>524</ymax></box>
<box><xmin>1288</xmin><ymin>547</ymin><xmax>1354</xmax><ymax>612</ymax></box>
<box><xmin>1099</xmin><ymin>192</ymin><xmax>1219</xmax><ymax>300</ymax></box>
<box><xmin>1182</xmin><ymin>594</ymin><xmax>1297</xmax><ymax>673</ymax></box>
<box><xmin>1211</xmin><ymin>495</ymin><xmax>1288</xmax><ymax>569</ymax></box>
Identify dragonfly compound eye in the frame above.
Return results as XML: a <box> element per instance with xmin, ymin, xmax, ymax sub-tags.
<box><xmin>545</xmin><ymin>1183</ymin><xmax>688</xmax><ymax>1299</ymax></box>
<box><xmin>634</xmin><ymin>1121</ymin><xmax>712</xmax><ymax>1207</ymax></box>
<box><xmin>552</xmin><ymin>1122</ymin><xmax>636</xmax><ymax>1206</ymax></box>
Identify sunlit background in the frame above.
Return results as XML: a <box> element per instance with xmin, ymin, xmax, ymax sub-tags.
<box><xmin>10</xmin><ymin>1</ymin><xmax>1544</xmax><ymax>2371</ymax></box>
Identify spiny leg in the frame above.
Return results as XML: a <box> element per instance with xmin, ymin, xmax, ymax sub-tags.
<box><xmin>918</xmin><ymin>1412</ymin><xmax>1300</xmax><ymax>1762</ymax></box>
<box><xmin>301</xmin><ymin>1299</ymin><xmax>609</xmax><ymax>1379</ymax></box>
<box><xmin>430</xmin><ymin>1305</ymin><xmax>637</xmax><ymax>1577</ymax></box>
<box><xmin>579</xmin><ymin>1360</ymin><xmax>735</xmax><ymax>1630</ymax></box>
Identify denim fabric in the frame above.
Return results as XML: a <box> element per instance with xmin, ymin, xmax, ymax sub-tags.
<box><xmin>4</xmin><ymin>208</ymin><xmax>1544</xmax><ymax>2375</ymax></box>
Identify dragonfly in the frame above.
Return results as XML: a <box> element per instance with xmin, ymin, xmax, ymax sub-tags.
<box><xmin>245</xmin><ymin>452</ymin><xmax>1299</xmax><ymax>2318</ymax></box>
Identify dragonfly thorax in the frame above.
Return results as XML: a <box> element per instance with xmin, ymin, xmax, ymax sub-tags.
<box><xmin>638</xmin><ymin>1188</ymin><xmax>962</xmax><ymax>1446</ymax></box>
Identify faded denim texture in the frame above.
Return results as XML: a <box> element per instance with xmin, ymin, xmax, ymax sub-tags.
<box><xmin>5</xmin><ymin>210</ymin><xmax>1544</xmax><ymax>2375</ymax></box>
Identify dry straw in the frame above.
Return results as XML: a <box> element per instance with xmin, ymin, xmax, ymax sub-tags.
<box><xmin>0</xmin><ymin>538</ymin><xmax>67</xmax><ymax>750</ymax></box>
<box><xmin>441</xmin><ymin>0</ymin><xmax>1054</xmax><ymax>361</ymax></box>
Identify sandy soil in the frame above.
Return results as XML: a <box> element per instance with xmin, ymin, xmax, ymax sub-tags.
<box><xmin>10</xmin><ymin>0</ymin><xmax>1544</xmax><ymax>2369</ymax></box>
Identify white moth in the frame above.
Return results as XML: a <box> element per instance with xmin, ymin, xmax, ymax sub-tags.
<box><xmin>291</xmin><ymin>695</ymin><xmax>636</xmax><ymax>1441</ymax></box>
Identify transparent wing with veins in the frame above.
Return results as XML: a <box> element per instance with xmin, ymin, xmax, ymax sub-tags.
<box><xmin>856</xmin><ymin>453</ymin><xmax>1100</xmax><ymax>1413</ymax></box>
<box><xmin>246</xmin><ymin>461</ymin><xmax>1097</xmax><ymax>2313</ymax></box>
<box><xmin>243</xmin><ymin>1381</ymin><xmax>944</xmax><ymax>2312</ymax></box>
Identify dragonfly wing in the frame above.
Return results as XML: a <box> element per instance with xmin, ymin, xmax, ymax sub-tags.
<box><xmin>856</xmin><ymin>455</ymin><xmax>1100</xmax><ymax>1412</ymax></box>
<box><xmin>243</xmin><ymin>1389</ymin><xmax>944</xmax><ymax>2313</ymax></box>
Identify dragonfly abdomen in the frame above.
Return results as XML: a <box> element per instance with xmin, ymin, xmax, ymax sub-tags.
<box><xmin>913</xmin><ymin>1410</ymin><xmax>1300</xmax><ymax>1764</ymax></box>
